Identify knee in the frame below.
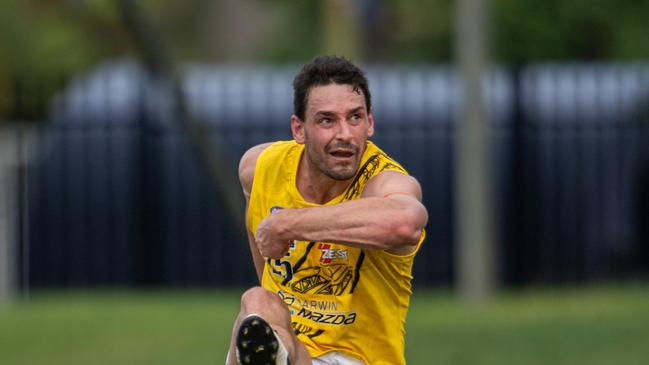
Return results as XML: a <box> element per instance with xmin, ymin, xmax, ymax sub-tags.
<box><xmin>240</xmin><ymin>286</ymin><xmax>285</xmax><ymax>312</ymax></box>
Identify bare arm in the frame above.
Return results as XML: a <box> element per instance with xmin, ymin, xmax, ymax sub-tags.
<box><xmin>238</xmin><ymin>142</ymin><xmax>273</xmax><ymax>282</ymax></box>
<box><xmin>256</xmin><ymin>170</ymin><xmax>428</xmax><ymax>258</ymax></box>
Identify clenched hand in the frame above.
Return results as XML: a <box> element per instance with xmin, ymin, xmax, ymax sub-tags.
<box><xmin>255</xmin><ymin>210</ymin><xmax>291</xmax><ymax>259</ymax></box>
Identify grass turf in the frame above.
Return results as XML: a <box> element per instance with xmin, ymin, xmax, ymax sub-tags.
<box><xmin>0</xmin><ymin>286</ymin><xmax>648</xmax><ymax>365</ymax></box>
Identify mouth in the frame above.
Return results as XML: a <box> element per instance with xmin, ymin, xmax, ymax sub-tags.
<box><xmin>329</xmin><ymin>150</ymin><xmax>354</xmax><ymax>158</ymax></box>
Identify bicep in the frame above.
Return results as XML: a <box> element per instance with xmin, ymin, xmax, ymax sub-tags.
<box><xmin>363</xmin><ymin>171</ymin><xmax>427</xmax><ymax>255</ymax></box>
<box><xmin>362</xmin><ymin>170</ymin><xmax>423</xmax><ymax>202</ymax></box>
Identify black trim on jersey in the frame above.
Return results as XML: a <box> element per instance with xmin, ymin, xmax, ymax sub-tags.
<box><xmin>342</xmin><ymin>154</ymin><xmax>380</xmax><ymax>201</ymax></box>
<box><xmin>290</xmin><ymin>241</ymin><xmax>316</xmax><ymax>275</ymax></box>
<box><xmin>350</xmin><ymin>250</ymin><xmax>365</xmax><ymax>293</ymax></box>
<box><xmin>307</xmin><ymin>329</ymin><xmax>325</xmax><ymax>339</ymax></box>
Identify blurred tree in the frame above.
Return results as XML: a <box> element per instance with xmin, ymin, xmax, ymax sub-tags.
<box><xmin>0</xmin><ymin>0</ymin><xmax>131</xmax><ymax>120</ymax></box>
<box><xmin>0</xmin><ymin>0</ymin><xmax>130</xmax><ymax>76</ymax></box>
<box><xmin>1</xmin><ymin>0</ymin><xmax>649</xmax><ymax>89</ymax></box>
<box><xmin>204</xmin><ymin>0</ymin><xmax>280</xmax><ymax>62</ymax></box>
<box><xmin>387</xmin><ymin>0</ymin><xmax>453</xmax><ymax>62</ymax></box>
<box><xmin>493</xmin><ymin>0</ymin><xmax>649</xmax><ymax>63</ymax></box>
<box><xmin>257</xmin><ymin>0</ymin><xmax>320</xmax><ymax>62</ymax></box>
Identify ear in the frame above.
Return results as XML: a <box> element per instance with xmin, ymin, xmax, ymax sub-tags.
<box><xmin>367</xmin><ymin>110</ymin><xmax>375</xmax><ymax>138</ymax></box>
<box><xmin>291</xmin><ymin>115</ymin><xmax>305</xmax><ymax>144</ymax></box>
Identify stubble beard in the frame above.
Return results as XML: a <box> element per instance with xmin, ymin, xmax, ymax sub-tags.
<box><xmin>306</xmin><ymin>141</ymin><xmax>361</xmax><ymax>181</ymax></box>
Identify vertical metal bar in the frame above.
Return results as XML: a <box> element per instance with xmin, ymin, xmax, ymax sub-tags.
<box><xmin>454</xmin><ymin>0</ymin><xmax>497</xmax><ymax>302</ymax></box>
<box><xmin>0</xmin><ymin>128</ymin><xmax>16</xmax><ymax>303</ymax></box>
<box><xmin>321</xmin><ymin>0</ymin><xmax>361</xmax><ymax>59</ymax></box>
<box><xmin>19</xmin><ymin>127</ymin><xmax>30</xmax><ymax>298</ymax></box>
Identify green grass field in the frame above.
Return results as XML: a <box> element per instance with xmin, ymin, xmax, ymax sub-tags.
<box><xmin>1</xmin><ymin>285</ymin><xmax>648</xmax><ymax>365</ymax></box>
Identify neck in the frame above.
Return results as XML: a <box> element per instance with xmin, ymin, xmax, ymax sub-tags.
<box><xmin>296</xmin><ymin>155</ymin><xmax>352</xmax><ymax>205</ymax></box>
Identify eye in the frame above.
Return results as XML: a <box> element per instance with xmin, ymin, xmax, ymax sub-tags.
<box><xmin>319</xmin><ymin>118</ymin><xmax>333</xmax><ymax>126</ymax></box>
<box><xmin>349</xmin><ymin>114</ymin><xmax>362</xmax><ymax>124</ymax></box>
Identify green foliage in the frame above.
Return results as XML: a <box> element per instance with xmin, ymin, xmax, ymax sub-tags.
<box><xmin>1</xmin><ymin>0</ymin><xmax>649</xmax><ymax>79</ymax></box>
<box><xmin>493</xmin><ymin>0</ymin><xmax>649</xmax><ymax>63</ymax></box>
<box><xmin>0</xmin><ymin>0</ymin><xmax>129</xmax><ymax>76</ymax></box>
<box><xmin>0</xmin><ymin>0</ymin><xmax>132</xmax><ymax>120</ymax></box>
<box><xmin>257</xmin><ymin>0</ymin><xmax>321</xmax><ymax>63</ymax></box>
<box><xmin>389</xmin><ymin>0</ymin><xmax>453</xmax><ymax>62</ymax></box>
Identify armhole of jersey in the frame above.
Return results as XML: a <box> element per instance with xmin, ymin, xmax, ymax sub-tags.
<box><xmin>246</xmin><ymin>143</ymin><xmax>274</xmax><ymax>230</ymax></box>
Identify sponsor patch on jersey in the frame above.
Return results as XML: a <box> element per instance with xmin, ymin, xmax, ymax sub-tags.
<box><xmin>318</xmin><ymin>243</ymin><xmax>348</xmax><ymax>264</ymax></box>
<box><xmin>295</xmin><ymin>307</ymin><xmax>357</xmax><ymax>325</ymax></box>
<box><xmin>279</xmin><ymin>291</ymin><xmax>339</xmax><ymax>312</ymax></box>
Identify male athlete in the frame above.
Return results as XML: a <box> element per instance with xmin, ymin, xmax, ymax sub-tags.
<box><xmin>227</xmin><ymin>55</ymin><xmax>428</xmax><ymax>365</ymax></box>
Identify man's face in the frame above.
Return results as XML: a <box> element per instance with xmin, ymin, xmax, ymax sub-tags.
<box><xmin>291</xmin><ymin>83</ymin><xmax>374</xmax><ymax>181</ymax></box>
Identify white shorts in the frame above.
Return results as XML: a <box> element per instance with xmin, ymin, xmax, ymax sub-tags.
<box><xmin>227</xmin><ymin>350</ymin><xmax>365</xmax><ymax>365</ymax></box>
<box><xmin>312</xmin><ymin>352</ymin><xmax>365</xmax><ymax>365</ymax></box>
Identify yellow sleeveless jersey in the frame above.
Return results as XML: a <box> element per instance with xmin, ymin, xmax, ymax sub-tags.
<box><xmin>247</xmin><ymin>140</ymin><xmax>425</xmax><ymax>365</ymax></box>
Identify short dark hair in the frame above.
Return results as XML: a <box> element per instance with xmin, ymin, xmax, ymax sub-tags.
<box><xmin>292</xmin><ymin>55</ymin><xmax>371</xmax><ymax>121</ymax></box>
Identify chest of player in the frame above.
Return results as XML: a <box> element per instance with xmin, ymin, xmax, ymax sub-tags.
<box><xmin>265</xmin><ymin>240</ymin><xmax>365</xmax><ymax>296</ymax></box>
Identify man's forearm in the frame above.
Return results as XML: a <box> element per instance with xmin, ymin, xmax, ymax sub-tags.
<box><xmin>269</xmin><ymin>196</ymin><xmax>426</xmax><ymax>251</ymax></box>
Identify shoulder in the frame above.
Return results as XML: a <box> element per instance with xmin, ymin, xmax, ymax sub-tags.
<box><xmin>239</xmin><ymin>142</ymin><xmax>274</xmax><ymax>171</ymax></box>
<box><xmin>352</xmin><ymin>142</ymin><xmax>421</xmax><ymax>200</ymax></box>
<box><xmin>364</xmin><ymin>141</ymin><xmax>407</xmax><ymax>175</ymax></box>
<box><xmin>239</xmin><ymin>142</ymin><xmax>274</xmax><ymax>197</ymax></box>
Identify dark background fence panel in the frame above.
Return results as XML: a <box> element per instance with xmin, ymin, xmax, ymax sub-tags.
<box><xmin>20</xmin><ymin>61</ymin><xmax>649</xmax><ymax>289</ymax></box>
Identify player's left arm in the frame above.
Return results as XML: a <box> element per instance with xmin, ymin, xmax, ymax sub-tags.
<box><xmin>255</xmin><ymin>170</ymin><xmax>428</xmax><ymax>257</ymax></box>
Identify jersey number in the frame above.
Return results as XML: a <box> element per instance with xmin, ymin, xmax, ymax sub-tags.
<box><xmin>269</xmin><ymin>258</ymin><xmax>293</xmax><ymax>285</ymax></box>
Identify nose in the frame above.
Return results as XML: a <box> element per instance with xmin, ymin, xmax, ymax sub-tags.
<box><xmin>335</xmin><ymin>120</ymin><xmax>354</xmax><ymax>141</ymax></box>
